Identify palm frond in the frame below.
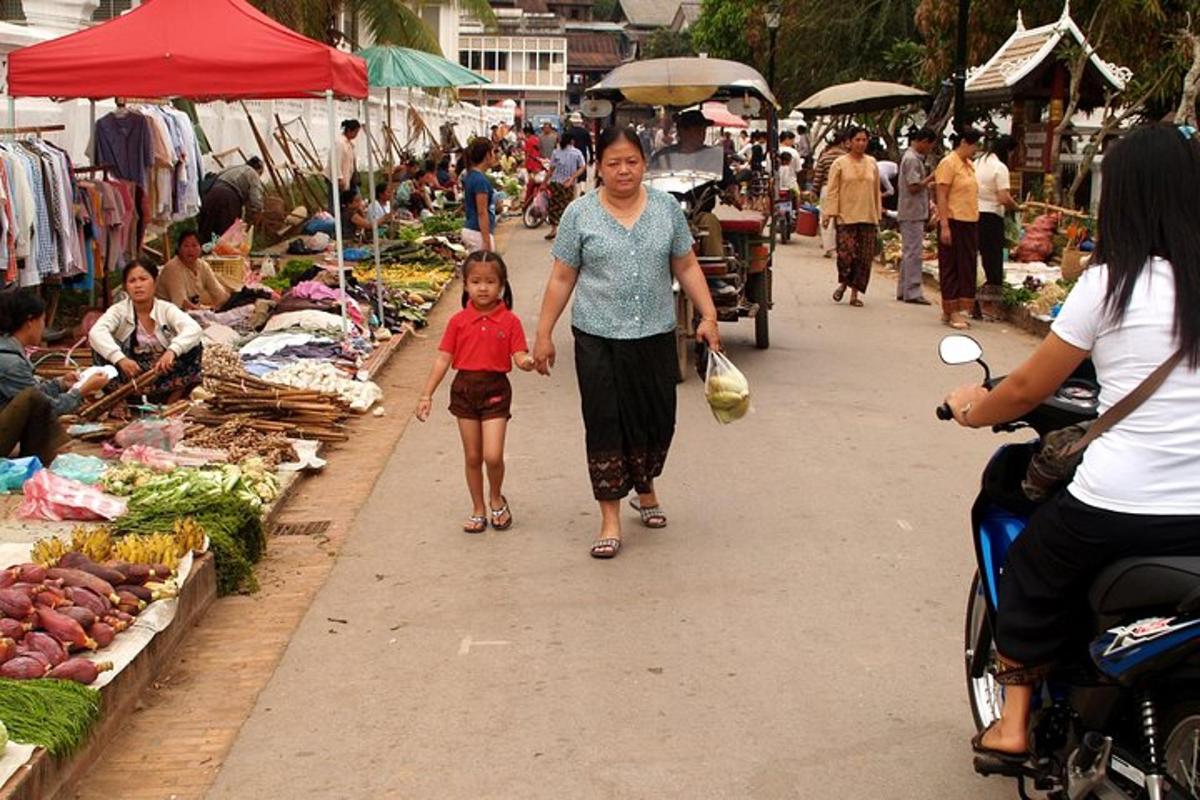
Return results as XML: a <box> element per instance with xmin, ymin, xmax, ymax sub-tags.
<box><xmin>355</xmin><ymin>0</ymin><xmax>441</xmax><ymax>52</ymax></box>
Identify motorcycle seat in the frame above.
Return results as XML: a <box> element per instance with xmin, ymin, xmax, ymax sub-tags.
<box><xmin>1089</xmin><ymin>557</ymin><xmax>1200</xmax><ymax>616</ymax></box>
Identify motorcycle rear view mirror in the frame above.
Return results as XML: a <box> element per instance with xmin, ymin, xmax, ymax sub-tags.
<box><xmin>939</xmin><ymin>335</ymin><xmax>983</xmax><ymax>366</ymax></box>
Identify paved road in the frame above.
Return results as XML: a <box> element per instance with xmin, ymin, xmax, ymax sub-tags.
<box><xmin>209</xmin><ymin>227</ymin><xmax>1037</xmax><ymax>799</ymax></box>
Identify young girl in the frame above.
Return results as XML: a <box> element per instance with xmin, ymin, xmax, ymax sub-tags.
<box><xmin>416</xmin><ymin>252</ymin><xmax>534</xmax><ymax>533</ymax></box>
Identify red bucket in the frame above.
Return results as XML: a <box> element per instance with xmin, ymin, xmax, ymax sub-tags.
<box><xmin>795</xmin><ymin>209</ymin><xmax>819</xmax><ymax>237</ymax></box>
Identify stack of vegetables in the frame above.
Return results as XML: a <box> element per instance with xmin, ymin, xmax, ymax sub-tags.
<box><xmin>0</xmin><ymin>535</ymin><xmax>185</xmax><ymax>686</ymax></box>
<box><xmin>0</xmin><ymin>678</ymin><xmax>101</xmax><ymax>756</ymax></box>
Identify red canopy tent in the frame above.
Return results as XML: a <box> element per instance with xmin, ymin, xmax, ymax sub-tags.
<box><xmin>4</xmin><ymin>0</ymin><xmax>368</xmax><ymax>330</ymax></box>
<box><xmin>6</xmin><ymin>0</ymin><xmax>367</xmax><ymax>100</ymax></box>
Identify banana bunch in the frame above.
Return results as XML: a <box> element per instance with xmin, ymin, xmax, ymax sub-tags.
<box><xmin>113</xmin><ymin>533</ymin><xmax>184</xmax><ymax>570</ymax></box>
<box><xmin>70</xmin><ymin>526</ymin><xmax>113</xmax><ymax>562</ymax></box>
<box><xmin>172</xmin><ymin>518</ymin><xmax>206</xmax><ymax>554</ymax></box>
<box><xmin>31</xmin><ymin>536</ymin><xmax>68</xmax><ymax>567</ymax></box>
<box><xmin>705</xmin><ymin>374</ymin><xmax>751</xmax><ymax>425</ymax></box>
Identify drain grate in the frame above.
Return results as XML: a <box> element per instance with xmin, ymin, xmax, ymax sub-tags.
<box><xmin>270</xmin><ymin>520</ymin><xmax>332</xmax><ymax>537</ymax></box>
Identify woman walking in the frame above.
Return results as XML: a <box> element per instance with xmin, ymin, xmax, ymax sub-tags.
<box><xmin>545</xmin><ymin>135</ymin><xmax>586</xmax><ymax>241</ymax></box>
<box><xmin>823</xmin><ymin>127</ymin><xmax>882</xmax><ymax>307</ymax></box>
<box><xmin>460</xmin><ymin>139</ymin><xmax>496</xmax><ymax>252</ymax></box>
<box><xmin>934</xmin><ymin>128</ymin><xmax>983</xmax><ymax>329</ymax></box>
<box><xmin>532</xmin><ymin>127</ymin><xmax>722</xmax><ymax>559</ymax></box>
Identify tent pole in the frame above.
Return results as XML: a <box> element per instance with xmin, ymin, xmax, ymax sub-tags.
<box><xmin>386</xmin><ymin>88</ymin><xmax>393</xmax><ymax>170</ymax></box>
<box><xmin>328</xmin><ymin>90</ymin><xmax>350</xmax><ymax>338</ymax></box>
<box><xmin>365</xmin><ymin>98</ymin><xmax>384</xmax><ymax>325</ymax></box>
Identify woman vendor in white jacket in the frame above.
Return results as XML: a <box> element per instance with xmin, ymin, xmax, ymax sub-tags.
<box><xmin>89</xmin><ymin>259</ymin><xmax>204</xmax><ymax>404</ymax></box>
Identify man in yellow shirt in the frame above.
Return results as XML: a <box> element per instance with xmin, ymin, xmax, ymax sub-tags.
<box><xmin>934</xmin><ymin>128</ymin><xmax>982</xmax><ymax>329</ymax></box>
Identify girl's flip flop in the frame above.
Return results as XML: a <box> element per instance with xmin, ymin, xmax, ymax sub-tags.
<box><xmin>490</xmin><ymin>496</ymin><xmax>513</xmax><ymax>530</ymax></box>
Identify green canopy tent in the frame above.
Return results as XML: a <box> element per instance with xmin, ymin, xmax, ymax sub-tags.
<box><xmin>354</xmin><ymin>46</ymin><xmax>490</xmax><ymax>319</ymax></box>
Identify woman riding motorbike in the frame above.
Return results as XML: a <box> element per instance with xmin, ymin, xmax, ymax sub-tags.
<box><xmin>943</xmin><ymin>124</ymin><xmax>1200</xmax><ymax>759</ymax></box>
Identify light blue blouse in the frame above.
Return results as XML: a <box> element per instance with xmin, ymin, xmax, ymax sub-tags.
<box><xmin>551</xmin><ymin>187</ymin><xmax>694</xmax><ymax>340</ymax></box>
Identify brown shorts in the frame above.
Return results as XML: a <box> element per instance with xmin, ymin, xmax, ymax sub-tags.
<box><xmin>449</xmin><ymin>370</ymin><xmax>512</xmax><ymax>421</ymax></box>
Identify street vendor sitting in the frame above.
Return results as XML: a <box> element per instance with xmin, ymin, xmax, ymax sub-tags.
<box><xmin>157</xmin><ymin>230</ymin><xmax>231</xmax><ymax>311</ymax></box>
<box><xmin>0</xmin><ymin>291</ymin><xmax>111</xmax><ymax>465</ymax></box>
<box><xmin>648</xmin><ymin>109</ymin><xmax>734</xmax><ymax>259</ymax></box>
<box><xmin>89</xmin><ymin>260</ymin><xmax>204</xmax><ymax>406</ymax></box>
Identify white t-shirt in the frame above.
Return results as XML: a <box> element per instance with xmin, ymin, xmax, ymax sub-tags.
<box><xmin>975</xmin><ymin>154</ymin><xmax>1010</xmax><ymax>215</ymax></box>
<box><xmin>877</xmin><ymin>160</ymin><xmax>898</xmax><ymax>197</ymax></box>
<box><xmin>1051</xmin><ymin>258</ymin><xmax>1200</xmax><ymax>514</ymax></box>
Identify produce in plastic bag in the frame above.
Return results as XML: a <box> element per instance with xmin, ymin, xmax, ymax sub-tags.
<box><xmin>704</xmin><ymin>351</ymin><xmax>750</xmax><ymax>424</ymax></box>
<box><xmin>49</xmin><ymin>453</ymin><xmax>108</xmax><ymax>485</ymax></box>
<box><xmin>113</xmin><ymin>418</ymin><xmax>185</xmax><ymax>452</ymax></box>
<box><xmin>18</xmin><ymin>470</ymin><xmax>127</xmax><ymax>521</ymax></box>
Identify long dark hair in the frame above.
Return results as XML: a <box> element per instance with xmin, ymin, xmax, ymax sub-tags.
<box><xmin>123</xmin><ymin>257</ymin><xmax>159</xmax><ymax>284</ymax></box>
<box><xmin>467</xmin><ymin>139</ymin><xmax>493</xmax><ymax>169</ymax></box>
<box><xmin>986</xmin><ymin>134</ymin><xmax>1017</xmax><ymax>164</ymax></box>
<box><xmin>0</xmin><ymin>290</ymin><xmax>45</xmax><ymax>335</ymax></box>
<box><xmin>1094</xmin><ymin>123</ymin><xmax>1200</xmax><ymax>366</ymax></box>
<box><xmin>595</xmin><ymin>126</ymin><xmax>643</xmax><ymax>163</ymax></box>
<box><xmin>461</xmin><ymin>250</ymin><xmax>514</xmax><ymax>309</ymax></box>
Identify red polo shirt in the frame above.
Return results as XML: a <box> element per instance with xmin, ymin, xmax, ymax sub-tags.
<box><xmin>439</xmin><ymin>302</ymin><xmax>529</xmax><ymax>373</ymax></box>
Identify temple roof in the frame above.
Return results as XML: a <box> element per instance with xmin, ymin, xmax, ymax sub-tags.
<box><xmin>965</xmin><ymin>3</ymin><xmax>1130</xmax><ymax>104</ymax></box>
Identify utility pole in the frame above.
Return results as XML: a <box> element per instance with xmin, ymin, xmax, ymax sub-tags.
<box><xmin>953</xmin><ymin>0</ymin><xmax>970</xmax><ymax>130</ymax></box>
<box><xmin>765</xmin><ymin>2</ymin><xmax>781</xmax><ymax>95</ymax></box>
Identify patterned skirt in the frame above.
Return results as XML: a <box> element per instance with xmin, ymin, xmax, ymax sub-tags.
<box><xmin>548</xmin><ymin>182</ymin><xmax>573</xmax><ymax>226</ymax></box>
<box><xmin>98</xmin><ymin>343</ymin><xmax>204</xmax><ymax>406</ymax></box>
<box><xmin>573</xmin><ymin>328</ymin><xmax>677</xmax><ymax>501</ymax></box>
<box><xmin>835</xmin><ymin>222</ymin><xmax>878</xmax><ymax>293</ymax></box>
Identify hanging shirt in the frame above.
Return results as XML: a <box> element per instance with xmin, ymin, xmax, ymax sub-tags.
<box><xmin>94</xmin><ymin>111</ymin><xmax>154</xmax><ymax>187</ymax></box>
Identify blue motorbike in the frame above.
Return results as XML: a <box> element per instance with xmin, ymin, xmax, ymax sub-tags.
<box><xmin>938</xmin><ymin>334</ymin><xmax>1200</xmax><ymax>800</ymax></box>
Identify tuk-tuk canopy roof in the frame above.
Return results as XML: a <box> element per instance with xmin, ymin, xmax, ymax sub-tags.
<box><xmin>587</xmin><ymin>57</ymin><xmax>778</xmax><ymax>109</ymax></box>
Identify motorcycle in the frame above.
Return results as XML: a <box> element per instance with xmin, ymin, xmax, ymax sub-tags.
<box><xmin>938</xmin><ymin>334</ymin><xmax>1200</xmax><ymax>800</ymax></box>
<box><xmin>522</xmin><ymin>169</ymin><xmax>551</xmax><ymax>229</ymax></box>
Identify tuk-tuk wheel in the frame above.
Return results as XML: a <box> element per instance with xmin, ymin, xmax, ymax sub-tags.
<box><xmin>750</xmin><ymin>271</ymin><xmax>770</xmax><ymax>349</ymax></box>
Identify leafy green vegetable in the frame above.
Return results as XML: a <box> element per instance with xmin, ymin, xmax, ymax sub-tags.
<box><xmin>0</xmin><ymin>678</ymin><xmax>100</xmax><ymax>757</ymax></box>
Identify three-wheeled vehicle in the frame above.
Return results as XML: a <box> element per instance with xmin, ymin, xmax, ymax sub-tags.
<box><xmin>584</xmin><ymin>58</ymin><xmax>780</xmax><ymax>379</ymax></box>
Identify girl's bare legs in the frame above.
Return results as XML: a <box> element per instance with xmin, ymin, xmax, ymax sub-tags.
<box><xmin>481</xmin><ymin>417</ymin><xmax>509</xmax><ymax>524</ymax></box>
<box><xmin>457</xmin><ymin>419</ymin><xmax>486</xmax><ymax>523</ymax></box>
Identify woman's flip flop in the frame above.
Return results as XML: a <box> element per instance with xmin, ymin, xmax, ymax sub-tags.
<box><xmin>590</xmin><ymin>538</ymin><xmax>621</xmax><ymax>559</ymax></box>
<box><xmin>629</xmin><ymin>499</ymin><xmax>667</xmax><ymax>528</ymax></box>
<box><xmin>970</xmin><ymin>722</ymin><xmax>1030</xmax><ymax>762</ymax></box>
<box><xmin>463</xmin><ymin>515</ymin><xmax>487</xmax><ymax>534</ymax></box>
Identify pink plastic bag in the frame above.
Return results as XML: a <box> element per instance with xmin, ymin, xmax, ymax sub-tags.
<box><xmin>18</xmin><ymin>470</ymin><xmax>127</xmax><ymax>521</ymax></box>
<box><xmin>114</xmin><ymin>418</ymin><xmax>185</xmax><ymax>451</ymax></box>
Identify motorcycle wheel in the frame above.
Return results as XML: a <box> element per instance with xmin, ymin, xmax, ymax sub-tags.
<box><xmin>1161</xmin><ymin>697</ymin><xmax>1200</xmax><ymax>799</ymax></box>
<box><xmin>523</xmin><ymin>201</ymin><xmax>545</xmax><ymax>229</ymax></box>
<box><xmin>779</xmin><ymin>215</ymin><xmax>792</xmax><ymax>244</ymax></box>
<box><xmin>965</xmin><ymin>572</ymin><xmax>1004</xmax><ymax>732</ymax></box>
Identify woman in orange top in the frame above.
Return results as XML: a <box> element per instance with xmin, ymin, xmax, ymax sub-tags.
<box><xmin>934</xmin><ymin>128</ymin><xmax>983</xmax><ymax>329</ymax></box>
<box><xmin>823</xmin><ymin>127</ymin><xmax>882</xmax><ymax>307</ymax></box>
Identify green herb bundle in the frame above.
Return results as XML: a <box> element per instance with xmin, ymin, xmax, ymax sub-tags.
<box><xmin>0</xmin><ymin>679</ymin><xmax>100</xmax><ymax>757</ymax></box>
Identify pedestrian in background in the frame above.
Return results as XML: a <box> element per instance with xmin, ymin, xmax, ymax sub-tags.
<box><xmin>814</xmin><ymin>129</ymin><xmax>850</xmax><ymax>258</ymax></box>
<box><xmin>337</xmin><ymin>119</ymin><xmax>361</xmax><ymax>205</ymax></box>
<box><xmin>823</xmin><ymin>126</ymin><xmax>882</xmax><ymax>307</ymax></box>
<box><xmin>896</xmin><ymin>128</ymin><xmax>936</xmax><ymax>305</ymax></box>
<box><xmin>545</xmin><ymin>135</ymin><xmax>586</xmax><ymax>241</ymax></box>
<box><xmin>935</xmin><ymin>128</ymin><xmax>983</xmax><ymax>330</ymax></box>
<box><xmin>976</xmin><ymin>134</ymin><xmax>1020</xmax><ymax>320</ymax></box>
<box><xmin>461</xmin><ymin>139</ymin><xmax>497</xmax><ymax>252</ymax></box>
<box><xmin>538</xmin><ymin>120</ymin><xmax>557</xmax><ymax>160</ymax></box>
<box><xmin>532</xmin><ymin>126</ymin><xmax>721</xmax><ymax>559</ymax></box>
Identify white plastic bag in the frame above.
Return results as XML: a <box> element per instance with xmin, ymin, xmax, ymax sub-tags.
<box><xmin>704</xmin><ymin>351</ymin><xmax>750</xmax><ymax>424</ymax></box>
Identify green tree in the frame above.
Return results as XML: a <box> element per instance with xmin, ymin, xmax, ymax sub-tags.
<box><xmin>251</xmin><ymin>0</ymin><xmax>495</xmax><ymax>53</ymax></box>
<box><xmin>642</xmin><ymin>28</ymin><xmax>697</xmax><ymax>59</ymax></box>
<box><xmin>690</xmin><ymin>0</ymin><xmax>757</xmax><ymax>65</ymax></box>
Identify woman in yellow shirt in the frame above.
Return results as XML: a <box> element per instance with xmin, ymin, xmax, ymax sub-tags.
<box><xmin>934</xmin><ymin>128</ymin><xmax>982</xmax><ymax>329</ymax></box>
<box><xmin>823</xmin><ymin>127</ymin><xmax>882</xmax><ymax>307</ymax></box>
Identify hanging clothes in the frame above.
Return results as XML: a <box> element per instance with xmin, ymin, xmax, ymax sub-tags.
<box><xmin>93</xmin><ymin>110</ymin><xmax>154</xmax><ymax>188</ymax></box>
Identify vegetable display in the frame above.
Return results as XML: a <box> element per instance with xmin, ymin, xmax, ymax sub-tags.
<box><xmin>0</xmin><ymin>678</ymin><xmax>101</xmax><ymax>756</ymax></box>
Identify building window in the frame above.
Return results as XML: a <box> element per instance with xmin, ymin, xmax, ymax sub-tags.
<box><xmin>0</xmin><ymin>0</ymin><xmax>23</xmax><ymax>21</ymax></box>
<box><xmin>483</xmin><ymin>52</ymin><xmax>508</xmax><ymax>71</ymax></box>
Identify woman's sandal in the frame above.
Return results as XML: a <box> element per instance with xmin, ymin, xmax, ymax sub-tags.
<box><xmin>849</xmin><ymin>298</ymin><xmax>864</xmax><ymax>308</ymax></box>
<box><xmin>490</xmin><ymin>497</ymin><xmax>513</xmax><ymax>530</ymax></box>
<box><xmin>590</xmin><ymin>538</ymin><xmax>621</xmax><ymax>559</ymax></box>
<box><xmin>629</xmin><ymin>499</ymin><xmax>667</xmax><ymax>528</ymax></box>
<box><xmin>970</xmin><ymin>721</ymin><xmax>1030</xmax><ymax>763</ymax></box>
<box><xmin>832</xmin><ymin>286</ymin><xmax>846</xmax><ymax>303</ymax></box>
<box><xmin>463</xmin><ymin>515</ymin><xmax>487</xmax><ymax>534</ymax></box>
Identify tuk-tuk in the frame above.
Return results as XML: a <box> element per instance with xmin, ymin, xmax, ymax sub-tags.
<box><xmin>585</xmin><ymin>57</ymin><xmax>779</xmax><ymax>378</ymax></box>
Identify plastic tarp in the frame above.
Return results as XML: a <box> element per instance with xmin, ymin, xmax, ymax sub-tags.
<box><xmin>6</xmin><ymin>0</ymin><xmax>367</xmax><ymax>100</ymax></box>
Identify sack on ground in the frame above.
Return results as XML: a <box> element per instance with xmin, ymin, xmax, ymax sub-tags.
<box><xmin>704</xmin><ymin>351</ymin><xmax>750</xmax><ymax>424</ymax></box>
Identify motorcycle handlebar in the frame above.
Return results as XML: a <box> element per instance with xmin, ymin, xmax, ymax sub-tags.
<box><xmin>936</xmin><ymin>403</ymin><xmax>954</xmax><ymax>421</ymax></box>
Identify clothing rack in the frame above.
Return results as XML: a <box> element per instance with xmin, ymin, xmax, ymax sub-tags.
<box><xmin>72</xmin><ymin>165</ymin><xmax>117</xmax><ymax>306</ymax></box>
<box><xmin>0</xmin><ymin>124</ymin><xmax>65</xmax><ymax>138</ymax></box>
<box><xmin>72</xmin><ymin>164</ymin><xmax>113</xmax><ymax>177</ymax></box>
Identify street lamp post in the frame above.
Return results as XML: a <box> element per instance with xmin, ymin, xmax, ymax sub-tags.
<box><xmin>765</xmin><ymin>3</ymin><xmax>781</xmax><ymax>95</ymax></box>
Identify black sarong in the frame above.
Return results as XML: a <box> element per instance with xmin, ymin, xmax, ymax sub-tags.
<box><xmin>198</xmin><ymin>181</ymin><xmax>242</xmax><ymax>243</ymax></box>
<box><xmin>573</xmin><ymin>328</ymin><xmax>677</xmax><ymax>501</ymax></box>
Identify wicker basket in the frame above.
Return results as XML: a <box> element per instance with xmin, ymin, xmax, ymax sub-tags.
<box><xmin>207</xmin><ymin>256</ymin><xmax>246</xmax><ymax>291</ymax></box>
